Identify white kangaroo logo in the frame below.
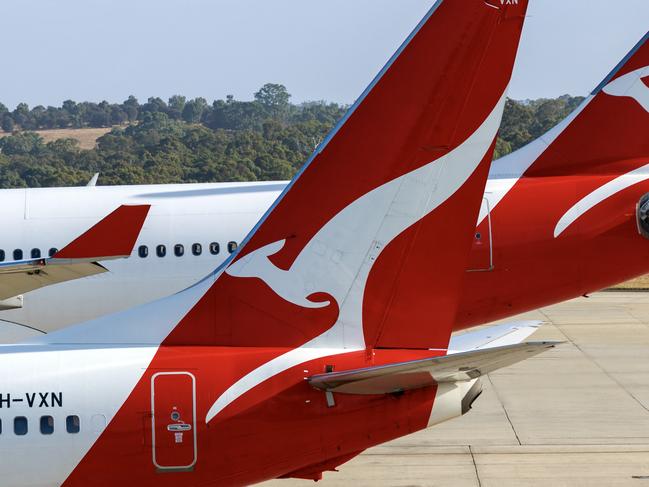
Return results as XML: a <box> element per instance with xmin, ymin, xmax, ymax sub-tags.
<box><xmin>227</xmin><ymin>239</ymin><xmax>331</xmax><ymax>309</ymax></box>
<box><xmin>205</xmin><ymin>92</ymin><xmax>508</xmax><ymax>423</ymax></box>
<box><xmin>603</xmin><ymin>65</ymin><xmax>649</xmax><ymax>113</ymax></box>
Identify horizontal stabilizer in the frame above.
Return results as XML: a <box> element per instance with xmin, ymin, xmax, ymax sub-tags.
<box><xmin>449</xmin><ymin>320</ymin><xmax>543</xmax><ymax>352</ymax></box>
<box><xmin>0</xmin><ymin>205</ymin><xmax>149</xmax><ymax>300</ymax></box>
<box><xmin>308</xmin><ymin>341</ymin><xmax>559</xmax><ymax>395</ymax></box>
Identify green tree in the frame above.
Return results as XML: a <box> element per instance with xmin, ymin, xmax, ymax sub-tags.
<box><xmin>182</xmin><ymin>97</ymin><xmax>208</xmax><ymax>123</ymax></box>
<box><xmin>0</xmin><ymin>90</ymin><xmax>585</xmax><ymax>189</ymax></box>
<box><xmin>254</xmin><ymin>83</ymin><xmax>291</xmax><ymax>109</ymax></box>
<box><xmin>1</xmin><ymin>115</ymin><xmax>14</xmax><ymax>133</ymax></box>
<box><xmin>168</xmin><ymin>95</ymin><xmax>186</xmax><ymax>120</ymax></box>
<box><xmin>141</xmin><ymin>97</ymin><xmax>167</xmax><ymax>116</ymax></box>
<box><xmin>110</xmin><ymin>106</ymin><xmax>128</xmax><ymax>125</ymax></box>
<box><xmin>62</xmin><ymin>99</ymin><xmax>77</xmax><ymax>114</ymax></box>
<box><xmin>0</xmin><ymin>132</ymin><xmax>44</xmax><ymax>155</ymax></box>
<box><xmin>123</xmin><ymin>96</ymin><xmax>140</xmax><ymax>122</ymax></box>
<box><xmin>13</xmin><ymin>103</ymin><xmax>32</xmax><ymax>129</ymax></box>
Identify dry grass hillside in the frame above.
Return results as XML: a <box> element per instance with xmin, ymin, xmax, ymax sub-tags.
<box><xmin>0</xmin><ymin>127</ymin><xmax>112</xmax><ymax>149</ymax></box>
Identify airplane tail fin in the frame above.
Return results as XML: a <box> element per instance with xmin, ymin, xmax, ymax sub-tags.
<box><xmin>492</xmin><ymin>31</ymin><xmax>649</xmax><ymax>182</ymax></box>
<box><xmin>36</xmin><ymin>1</ymin><xmax>529</xmax><ymax>431</ymax></box>
<box><xmin>157</xmin><ymin>0</ymin><xmax>529</xmax><ymax>351</ymax></box>
<box><xmin>39</xmin><ymin>0</ymin><xmax>529</xmax><ymax>354</ymax></box>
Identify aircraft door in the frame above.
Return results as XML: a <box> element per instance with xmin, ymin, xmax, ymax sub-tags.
<box><xmin>466</xmin><ymin>197</ymin><xmax>494</xmax><ymax>272</ymax></box>
<box><xmin>151</xmin><ymin>372</ymin><xmax>197</xmax><ymax>471</ymax></box>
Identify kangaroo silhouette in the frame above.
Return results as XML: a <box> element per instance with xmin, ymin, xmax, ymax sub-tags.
<box><xmin>603</xmin><ymin>65</ymin><xmax>649</xmax><ymax>113</ymax></box>
<box><xmin>209</xmin><ymin>93</ymin><xmax>508</xmax><ymax>423</ymax></box>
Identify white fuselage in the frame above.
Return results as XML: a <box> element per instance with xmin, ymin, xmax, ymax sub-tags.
<box><xmin>0</xmin><ymin>182</ymin><xmax>284</xmax><ymax>341</ymax></box>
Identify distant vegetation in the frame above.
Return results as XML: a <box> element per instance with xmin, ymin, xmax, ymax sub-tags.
<box><xmin>0</xmin><ymin>84</ymin><xmax>584</xmax><ymax>188</ymax></box>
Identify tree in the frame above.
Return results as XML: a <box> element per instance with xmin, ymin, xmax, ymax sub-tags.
<box><xmin>0</xmin><ymin>90</ymin><xmax>585</xmax><ymax>189</ymax></box>
<box><xmin>168</xmin><ymin>95</ymin><xmax>186</xmax><ymax>120</ymax></box>
<box><xmin>62</xmin><ymin>100</ymin><xmax>78</xmax><ymax>116</ymax></box>
<box><xmin>499</xmin><ymin>99</ymin><xmax>533</xmax><ymax>153</ymax></box>
<box><xmin>254</xmin><ymin>83</ymin><xmax>291</xmax><ymax>110</ymax></box>
<box><xmin>141</xmin><ymin>97</ymin><xmax>168</xmax><ymax>116</ymax></box>
<box><xmin>493</xmin><ymin>137</ymin><xmax>512</xmax><ymax>160</ymax></box>
<box><xmin>206</xmin><ymin>98</ymin><xmax>266</xmax><ymax>131</ymax></box>
<box><xmin>110</xmin><ymin>106</ymin><xmax>128</xmax><ymax>126</ymax></box>
<box><xmin>182</xmin><ymin>97</ymin><xmax>208</xmax><ymax>124</ymax></box>
<box><xmin>0</xmin><ymin>132</ymin><xmax>44</xmax><ymax>155</ymax></box>
<box><xmin>1</xmin><ymin>116</ymin><xmax>14</xmax><ymax>133</ymax></box>
<box><xmin>123</xmin><ymin>96</ymin><xmax>139</xmax><ymax>122</ymax></box>
<box><xmin>13</xmin><ymin>103</ymin><xmax>31</xmax><ymax>129</ymax></box>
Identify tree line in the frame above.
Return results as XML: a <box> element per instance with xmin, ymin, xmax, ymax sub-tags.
<box><xmin>0</xmin><ymin>84</ymin><xmax>584</xmax><ymax>188</ymax></box>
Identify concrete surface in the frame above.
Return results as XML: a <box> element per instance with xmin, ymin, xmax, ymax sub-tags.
<box><xmin>263</xmin><ymin>292</ymin><xmax>649</xmax><ymax>486</ymax></box>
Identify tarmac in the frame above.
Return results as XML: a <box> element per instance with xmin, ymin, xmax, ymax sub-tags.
<box><xmin>263</xmin><ymin>292</ymin><xmax>649</xmax><ymax>487</ymax></box>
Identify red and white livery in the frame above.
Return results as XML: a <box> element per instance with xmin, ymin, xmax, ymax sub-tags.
<box><xmin>0</xmin><ymin>1</ymin><xmax>545</xmax><ymax>486</ymax></box>
<box><xmin>458</xmin><ymin>29</ymin><xmax>649</xmax><ymax>328</ymax></box>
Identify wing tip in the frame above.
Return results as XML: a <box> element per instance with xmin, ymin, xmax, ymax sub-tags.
<box><xmin>53</xmin><ymin>204</ymin><xmax>150</xmax><ymax>260</ymax></box>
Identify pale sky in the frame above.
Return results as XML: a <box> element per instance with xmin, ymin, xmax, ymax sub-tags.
<box><xmin>0</xmin><ymin>0</ymin><xmax>648</xmax><ymax>109</ymax></box>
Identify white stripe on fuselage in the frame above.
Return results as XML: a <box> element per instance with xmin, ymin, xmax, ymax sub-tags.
<box><xmin>554</xmin><ymin>162</ymin><xmax>649</xmax><ymax>237</ymax></box>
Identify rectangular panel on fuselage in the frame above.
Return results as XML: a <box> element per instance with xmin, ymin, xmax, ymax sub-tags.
<box><xmin>151</xmin><ymin>372</ymin><xmax>197</xmax><ymax>471</ymax></box>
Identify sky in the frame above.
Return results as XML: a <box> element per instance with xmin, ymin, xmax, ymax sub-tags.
<box><xmin>1</xmin><ymin>0</ymin><xmax>648</xmax><ymax>109</ymax></box>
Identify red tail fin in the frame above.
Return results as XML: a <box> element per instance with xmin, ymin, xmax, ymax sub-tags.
<box><xmin>165</xmin><ymin>0</ymin><xmax>529</xmax><ymax>350</ymax></box>
<box><xmin>496</xmin><ymin>31</ymin><xmax>649</xmax><ymax>180</ymax></box>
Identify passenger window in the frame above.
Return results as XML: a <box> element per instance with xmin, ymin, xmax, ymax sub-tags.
<box><xmin>0</xmin><ymin>249</ymin><xmax>4</xmax><ymax>262</ymax></box>
<box><xmin>66</xmin><ymin>415</ymin><xmax>80</xmax><ymax>434</ymax></box>
<box><xmin>138</xmin><ymin>245</ymin><xmax>148</xmax><ymax>258</ymax></box>
<box><xmin>48</xmin><ymin>248</ymin><xmax>58</xmax><ymax>257</ymax></box>
<box><xmin>31</xmin><ymin>248</ymin><xmax>41</xmax><ymax>259</ymax></box>
<box><xmin>192</xmin><ymin>243</ymin><xmax>202</xmax><ymax>256</ymax></box>
<box><xmin>174</xmin><ymin>244</ymin><xmax>184</xmax><ymax>257</ymax></box>
<box><xmin>40</xmin><ymin>416</ymin><xmax>54</xmax><ymax>435</ymax></box>
<box><xmin>156</xmin><ymin>245</ymin><xmax>166</xmax><ymax>258</ymax></box>
<box><xmin>13</xmin><ymin>249</ymin><xmax>23</xmax><ymax>261</ymax></box>
<box><xmin>209</xmin><ymin>242</ymin><xmax>220</xmax><ymax>255</ymax></box>
<box><xmin>228</xmin><ymin>241</ymin><xmax>238</xmax><ymax>254</ymax></box>
<box><xmin>14</xmin><ymin>416</ymin><xmax>28</xmax><ymax>436</ymax></box>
